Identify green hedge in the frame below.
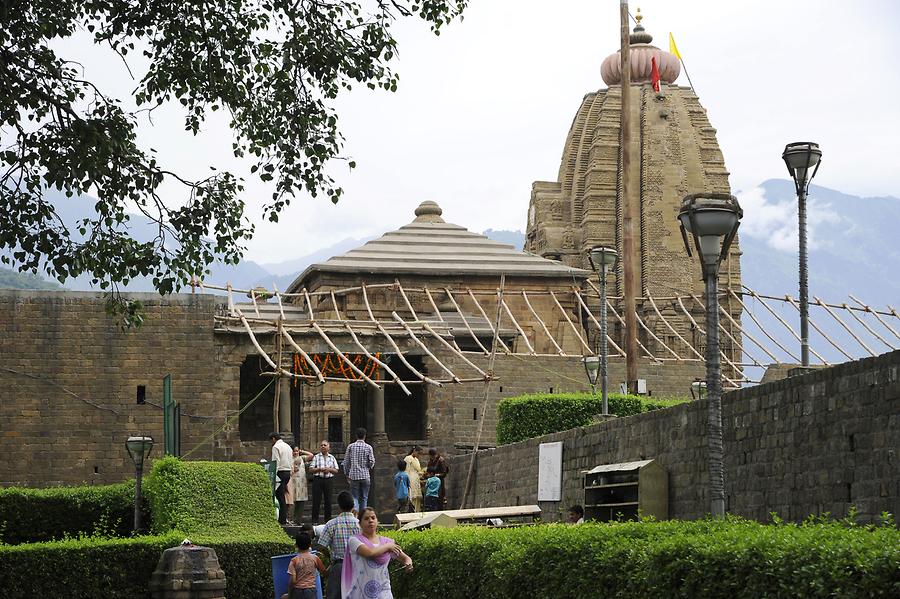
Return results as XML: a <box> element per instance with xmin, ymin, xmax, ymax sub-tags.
<box><xmin>387</xmin><ymin>517</ymin><xmax>900</xmax><ymax>598</ymax></box>
<box><xmin>0</xmin><ymin>459</ymin><xmax>293</xmax><ymax>599</ymax></box>
<box><xmin>144</xmin><ymin>456</ymin><xmax>293</xmax><ymax>598</ymax></box>
<box><xmin>496</xmin><ymin>392</ymin><xmax>687</xmax><ymax>444</ymax></box>
<box><xmin>0</xmin><ymin>481</ymin><xmax>140</xmax><ymax>544</ymax></box>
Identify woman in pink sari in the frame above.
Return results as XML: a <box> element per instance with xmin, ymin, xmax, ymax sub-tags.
<box><xmin>341</xmin><ymin>507</ymin><xmax>412</xmax><ymax>599</ymax></box>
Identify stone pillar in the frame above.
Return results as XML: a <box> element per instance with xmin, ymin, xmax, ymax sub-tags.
<box><xmin>150</xmin><ymin>544</ymin><xmax>226</xmax><ymax>599</ymax></box>
<box><xmin>370</xmin><ymin>385</ymin><xmax>385</xmax><ymax>435</ymax></box>
<box><xmin>279</xmin><ymin>382</ymin><xmax>292</xmax><ymax>444</ymax></box>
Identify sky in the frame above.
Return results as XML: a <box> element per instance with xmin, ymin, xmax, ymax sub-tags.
<box><xmin>51</xmin><ymin>0</ymin><xmax>900</xmax><ymax>264</ymax></box>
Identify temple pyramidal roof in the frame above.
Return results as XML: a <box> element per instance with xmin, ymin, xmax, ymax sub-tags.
<box><xmin>288</xmin><ymin>201</ymin><xmax>588</xmax><ymax>291</ymax></box>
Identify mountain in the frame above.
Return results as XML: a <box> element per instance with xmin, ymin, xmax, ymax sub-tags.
<box><xmin>0</xmin><ymin>267</ymin><xmax>65</xmax><ymax>290</ymax></box>
<box><xmin>482</xmin><ymin>229</ymin><xmax>526</xmax><ymax>250</ymax></box>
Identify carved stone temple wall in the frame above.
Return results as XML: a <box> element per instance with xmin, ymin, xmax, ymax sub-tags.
<box><xmin>524</xmin><ymin>17</ymin><xmax>743</xmax><ymax>382</ymax></box>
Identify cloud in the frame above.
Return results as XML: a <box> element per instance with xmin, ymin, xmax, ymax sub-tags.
<box><xmin>737</xmin><ymin>187</ymin><xmax>843</xmax><ymax>252</ymax></box>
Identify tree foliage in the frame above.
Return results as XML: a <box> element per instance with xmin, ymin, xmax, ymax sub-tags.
<box><xmin>0</xmin><ymin>0</ymin><xmax>467</xmax><ymax>309</ymax></box>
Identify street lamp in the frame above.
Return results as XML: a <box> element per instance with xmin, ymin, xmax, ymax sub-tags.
<box><xmin>678</xmin><ymin>193</ymin><xmax>742</xmax><ymax>518</ymax></box>
<box><xmin>782</xmin><ymin>142</ymin><xmax>822</xmax><ymax>368</ymax></box>
<box><xmin>588</xmin><ymin>245</ymin><xmax>619</xmax><ymax>416</ymax></box>
<box><xmin>125</xmin><ymin>435</ymin><xmax>154</xmax><ymax>532</ymax></box>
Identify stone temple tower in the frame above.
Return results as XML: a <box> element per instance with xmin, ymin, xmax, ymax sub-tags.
<box><xmin>525</xmin><ymin>14</ymin><xmax>743</xmax><ymax>383</ymax></box>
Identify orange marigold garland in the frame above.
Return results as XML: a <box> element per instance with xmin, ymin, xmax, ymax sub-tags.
<box><xmin>292</xmin><ymin>352</ymin><xmax>381</xmax><ymax>385</ymax></box>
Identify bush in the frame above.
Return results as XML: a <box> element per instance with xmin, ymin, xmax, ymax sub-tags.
<box><xmin>0</xmin><ymin>481</ymin><xmax>140</xmax><ymax>544</ymax></box>
<box><xmin>496</xmin><ymin>392</ymin><xmax>686</xmax><ymax>444</ymax></box>
<box><xmin>0</xmin><ymin>458</ymin><xmax>292</xmax><ymax>599</ymax></box>
<box><xmin>387</xmin><ymin>517</ymin><xmax>900</xmax><ymax>599</ymax></box>
<box><xmin>144</xmin><ymin>456</ymin><xmax>293</xmax><ymax>598</ymax></box>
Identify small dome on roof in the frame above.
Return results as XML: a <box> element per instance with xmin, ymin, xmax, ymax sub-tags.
<box><xmin>414</xmin><ymin>201</ymin><xmax>444</xmax><ymax>223</ymax></box>
<box><xmin>600</xmin><ymin>10</ymin><xmax>681</xmax><ymax>86</ymax></box>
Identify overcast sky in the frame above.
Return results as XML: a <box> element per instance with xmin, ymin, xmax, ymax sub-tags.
<box><xmin>55</xmin><ymin>0</ymin><xmax>900</xmax><ymax>263</ymax></box>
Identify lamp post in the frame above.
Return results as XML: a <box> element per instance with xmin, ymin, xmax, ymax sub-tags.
<box><xmin>588</xmin><ymin>245</ymin><xmax>619</xmax><ymax>416</ymax></box>
<box><xmin>678</xmin><ymin>193</ymin><xmax>742</xmax><ymax>518</ymax></box>
<box><xmin>782</xmin><ymin>142</ymin><xmax>822</xmax><ymax>368</ymax></box>
<box><xmin>125</xmin><ymin>435</ymin><xmax>154</xmax><ymax>533</ymax></box>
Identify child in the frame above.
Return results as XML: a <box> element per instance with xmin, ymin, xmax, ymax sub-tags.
<box><xmin>394</xmin><ymin>459</ymin><xmax>411</xmax><ymax>513</ymax></box>
<box><xmin>287</xmin><ymin>531</ymin><xmax>326</xmax><ymax>599</ymax></box>
<box><xmin>424</xmin><ymin>465</ymin><xmax>441</xmax><ymax>512</ymax></box>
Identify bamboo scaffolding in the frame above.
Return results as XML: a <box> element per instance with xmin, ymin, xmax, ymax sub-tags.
<box><xmin>342</xmin><ymin>322</ymin><xmax>411</xmax><ymax>396</ymax></box>
<box><xmin>784</xmin><ymin>296</ymin><xmax>854</xmax><ymax>361</ymax></box>
<box><xmin>467</xmin><ymin>289</ymin><xmax>512</xmax><ymax>354</ymax></box>
<box><xmin>688</xmin><ymin>293</ymin><xmax>760</xmax><ymax>374</ymax></box>
<box><xmin>847</xmin><ymin>296</ymin><xmax>897</xmax><ymax>350</ymax></box>
<box><xmin>586</xmin><ymin>280</ymin><xmax>656</xmax><ymax>359</ymax></box>
<box><xmin>362</xmin><ymin>284</ymin><xmax>441</xmax><ymax>387</ymax></box>
<box><xmin>572</xmin><ymin>289</ymin><xmax>626</xmax><ymax>357</ymax></box>
<box><xmin>850</xmin><ymin>295</ymin><xmax>900</xmax><ymax>342</ymax></box>
<box><xmin>424</xmin><ymin>287</ymin><xmax>445</xmax><ymax>320</ymax></box>
<box><xmin>728</xmin><ymin>290</ymin><xmax>800</xmax><ymax>362</ymax></box>
<box><xmin>395</xmin><ymin>280</ymin><xmax>419</xmax><ymax>321</ymax></box>
<box><xmin>281</xmin><ymin>329</ymin><xmax>326</xmax><ymax>383</ymax></box>
<box><xmin>461</xmin><ymin>276</ymin><xmax>505</xmax><ymax>509</ymax></box>
<box><xmin>742</xmin><ymin>289</ymin><xmax>830</xmax><ymax>365</ymax></box>
<box><xmin>739</xmin><ymin>288</ymin><xmax>896</xmax><ymax>318</ymax></box>
<box><xmin>330</xmin><ymin>291</ymin><xmax>344</xmax><ymax>322</ymax></box>
<box><xmin>273</xmin><ymin>284</ymin><xmax>287</xmax><ymax>320</ymax></box>
<box><xmin>444</xmin><ymin>288</ymin><xmax>490</xmax><ymax>355</ymax></box>
<box><xmin>418</xmin><ymin>321</ymin><xmax>489</xmax><ymax>379</ymax></box>
<box><xmin>647</xmin><ymin>293</ymin><xmax>703</xmax><ymax>360</ymax></box>
<box><xmin>391</xmin><ymin>312</ymin><xmax>461</xmax><ymax>383</ymax></box>
<box><xmin>550</xmin><ymin>290</ymin><xmax>593</xmax><ymax>354</ymax></box>
<box><xmin>814</xmin><ymin>296</ymin><xmax>876</xmax><ymax>357</ymax></box>
<box><xmin>522</xmin><ymin>291</ymin><xmax>564</xmax><ymax>355</ymax></box>
<box><xmin>249</xmin><ymin>288</ymin><xmax>261</xmax><ymax>318</ymax></box>
<box><xmin>847</xmin><ymin>295</ymin><xmax>899</xmax><ymax>348</ymax></box>
<box><xmin>309</xmin><ymin>321</ymin><xmax>380</xmax><ymax>389</ymax></box>
<box><xmin>500</xmin><ymin>297</ymin><xmax>536</xmax><ymax>355</ymax></box>
<box><xmin>708</xmin><ymin>298</ymin><xmax>779</xmax><ymax>365</ymax></box>
<box><xmin>676</xmin><ymin>296</ymin><xmax>751</xmax><ymax>381</ymax></box>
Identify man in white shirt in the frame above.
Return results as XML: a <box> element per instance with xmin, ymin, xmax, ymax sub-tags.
<box><xmin>269</xmin><ymin>432</ymin><xmax>293</xmax><ymax>525</ymax></box>
<box><xmin>309</xmin><ymin>440</ymin><xmax>340</xmax><ymax>523</ymax></box>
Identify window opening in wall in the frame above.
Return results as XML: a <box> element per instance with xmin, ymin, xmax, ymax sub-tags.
<box><xmin>136</xmin><ymin>385</ymin><xmax>146</xmax><ymax>404</ymax></box>
<box><xmin>549</xmin><ymin>387</ymin><xmax>553</xmax><ymax>393</ymax></box>
<box><xmin>499</xmin><ymin>386</ymin><xmax>503</xmax><ymax>393</ymax></box>
<box><xmin>328</xmin><ymin>416</ymin><xmax>344</xmax><ymax>455</ymax></box>
<box><xmin>473</xmin><ymin>408</ymin><xmax>477</xmax><ymax>420</ymax></box>
<box><xmin>93</xmin><ymin>466</ymin><xmax>99</xmax><ymax>474</ymax></box>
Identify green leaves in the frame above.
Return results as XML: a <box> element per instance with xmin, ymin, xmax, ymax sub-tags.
<box><xmin>497</xmin><ymin>392</ymin><xmax>688</xmax><ymax>445</ymax></box>
<box><xmin>0</xmin><ymin>0</ymin><xmax>468</xmax><ymax>301</ymax></box>
<box><xmin>387</xmin><ymin>517</ymin><xmax>900</xmax><ymax>599</ymax></box>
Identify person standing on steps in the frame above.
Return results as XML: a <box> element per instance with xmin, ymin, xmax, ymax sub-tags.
<box><xmin>270</xmin><ymin>432</ymin><xmax>294</xmax><ymax>525</ymax></box>
<box><xmin>404</xmin><ymin>446</ymin><xmax>425</xmax><ymax>513</ymax></box>
<box><xmin>310</xmin><ymin>440</ymin><xmax>340</xmax><ymax>524</ymax></box>
<box><xmin>343</xmin><ymin>428</ymin><xmax>375</xmax><ymax>511</ymax></box>
<box><xmin>316</xmin><ymin>491</ymin><xmax>360</xmax><ymax>599</ymax></box>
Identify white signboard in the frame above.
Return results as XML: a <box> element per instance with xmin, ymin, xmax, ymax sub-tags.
<box><xmin>537</xmin><ymin>442</ymin><xmax>563</xmax><ymax>501</ymax></box>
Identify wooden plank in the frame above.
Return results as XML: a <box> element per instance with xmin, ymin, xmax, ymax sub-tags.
<box><xmin>393</xmin><ymin>504</ymin><xmax>541</xmax><ymax>528</ymax></box>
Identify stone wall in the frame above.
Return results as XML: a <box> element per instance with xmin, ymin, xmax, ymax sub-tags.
<box><xmin>445</xmin><ymin>350</ymin><xmax>900</xmax><ymax>523</ymax></box>
<box><xmin>0</xmin><ymin>290</ymin><xmax>272</xmax><ymax>487</ymax></box>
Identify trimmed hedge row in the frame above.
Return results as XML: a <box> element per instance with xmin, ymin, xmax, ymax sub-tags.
<box><xmin>496</xmin><ymin>392</ymin><xmax>687</xmax><ymax>444</ymax></box>
<box><xmin>0</xmin><ymin>458</ymin><xmax>292</xmax><ymax>599</ymax></box>
<box><xmin>387</xmin><ymin>517</ymin><xmax>900</xmax><ymax>598</ymax></box>
<box><xmin>0</xmin><ymin>481</ymin><xmax>140</xmax><ymax>544</ymax></box>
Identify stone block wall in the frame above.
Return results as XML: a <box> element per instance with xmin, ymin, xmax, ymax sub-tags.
<box><xmin>0</xmin><ymin>290</ymin><xmax>272</xmax><ymax>487</ymax></box>
<box><xmin>445</xmin><ymin>350</ymin><xmax>900</xmax><ymax>523</ymax></box>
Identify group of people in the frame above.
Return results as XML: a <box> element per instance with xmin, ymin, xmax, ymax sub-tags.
<box><xmin>287</xmin><ymin>490</ymin><xmax>412</xmax><ymax>599</ymax></box>
<box><xmin>392</xmin><ymin>445</ymin><xmax>449</xmax><ymax>514</ymax></box>
<box><xmin>270</xmin><ymin>430</ymin><xmax>451</xmax><ymax>527</ymax></box>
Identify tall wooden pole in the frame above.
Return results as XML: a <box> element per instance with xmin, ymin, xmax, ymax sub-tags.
<box><xmin>620</xmin><ymin>0</ymin><xmax>639</xmax><ymax>393</ymax></box>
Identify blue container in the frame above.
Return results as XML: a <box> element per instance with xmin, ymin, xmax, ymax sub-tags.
<box><xmin>271</xmin><ymin>553</ymin><xmax>324</xmax><ymax>599</ymax></box>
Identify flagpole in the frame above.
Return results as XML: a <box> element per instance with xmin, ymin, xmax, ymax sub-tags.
<box><xmin>680</xmin><ymin>59</ymin><xmax>696</xmax><ymax>93</ymax></box>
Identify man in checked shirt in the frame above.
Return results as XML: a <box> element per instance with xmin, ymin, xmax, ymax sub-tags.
<box><xmin>343</xmin><ymin>427</ymin><xmax>376</xmax><ymax>511</ymax></box>
<box><xmin>316</xmin><ymin>491</ymin><xmax>360</xmax><ymax>599</ymax></box>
